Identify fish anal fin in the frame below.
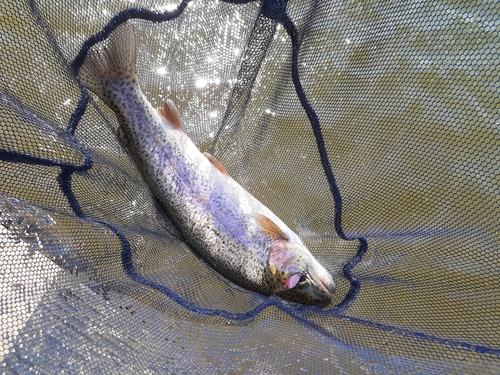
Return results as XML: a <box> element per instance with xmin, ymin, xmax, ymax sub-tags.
<box><xmin>255</xmin><ymin>213</ymin><xmax>289</xmax><ymax>241</ymax></box>
<box><xmin>158</xmin><ymin>99</ymin><xmax>182</xmax><ymax>130</ymax></box>
<box><xmin>203</xmin><ymin>152</ymin><xmax>229</xmax><ymax>176</ymax></box>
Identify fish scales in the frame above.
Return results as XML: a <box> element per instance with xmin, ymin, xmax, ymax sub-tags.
<box><xmin>78</xmin><ymin>22</ymin><xmax>335</xmax><ymax>306</ymax></box>
<box><xmin>109</xmin><ymin>73</ymin><xmax>270</xmax><ymax>291</ymax></box>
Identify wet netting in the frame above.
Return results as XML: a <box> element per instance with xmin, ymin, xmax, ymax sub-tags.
<box><xmin>1</xmin><ymin>0</ymin><xmax>499</xmax><ymax>373</ymax></box>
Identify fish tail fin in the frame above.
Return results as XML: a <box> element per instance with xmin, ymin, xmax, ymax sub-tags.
<box><xmin>77</xmin><ymin>22</ymin><xmax>137</xmax><ymax>99</ymax></box>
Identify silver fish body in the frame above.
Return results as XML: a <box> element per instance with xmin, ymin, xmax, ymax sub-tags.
<box><xmin>78</xmin><ymin>22</ymin><xmax>335</xmax><ymax>306</ymax></box>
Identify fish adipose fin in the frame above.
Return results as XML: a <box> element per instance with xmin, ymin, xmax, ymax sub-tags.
<box><xmin>158</xmin><ymin>99</ymin><xmax>182</xmax><ymax>130</ymax></box>
<box><xmin>77</xmin><ymin>22</ymin><xmax>137</xmax><ymax>99</ymax></box>
<box><xmin>203</xmin><ymin>152</ymin><xmax>229</xmax><ymax>176</ymax></box>
<box><xmin>255</xmin><ymin>213</ymin><xmax>289</xmax><ymax>241</ymax></box>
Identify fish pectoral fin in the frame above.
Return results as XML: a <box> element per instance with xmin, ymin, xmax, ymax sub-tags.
<box><xmin>158</xmin><ymin>99</ymin><xmax>182</xmax><ymax>130</ymax></box>
<box><xmin>255</xmin><ymin>213</ymin><xmax>289</xmax><ymax>241</ymax></box>
<box><xmin>203</xmin><ymin>152</ymin><xmax>229</xmax><ymax>176</ymax></box>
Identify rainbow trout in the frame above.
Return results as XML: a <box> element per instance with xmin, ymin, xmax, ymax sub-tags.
<box><xmin>78</xmin><ymin>22</ymin><xmax>335</xmax><ymax>306</ymax></box>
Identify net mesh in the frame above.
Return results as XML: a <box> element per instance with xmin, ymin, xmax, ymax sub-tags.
<box><xmin>1</xmin><ymin>0</ymin><xmax>499</xmax><ymax>373</ymax></box>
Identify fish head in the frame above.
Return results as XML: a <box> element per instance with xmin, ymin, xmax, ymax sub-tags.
<box><xmin>265</xmin><ymin>240</ymin><xmax>335</xmax><ymax>307</ymax></box>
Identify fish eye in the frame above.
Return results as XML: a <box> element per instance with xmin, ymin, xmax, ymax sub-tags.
<box><xmin>298</xmin><ymin>274</ymin><xmax>307</xmax><ymax>283</ymax></box>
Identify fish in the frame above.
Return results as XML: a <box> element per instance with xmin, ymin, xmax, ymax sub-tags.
<box><xmin>77</xmin><ymin>22</ymin><xmax>335</xmax><ymax>306</ymax></box>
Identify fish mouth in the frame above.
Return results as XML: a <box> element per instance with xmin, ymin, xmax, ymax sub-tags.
<box><xmin>319</xmin><ymin>275</ymin><xmax>336</xmax><ymax>294</ymax></box>
<box><xmin>312</xmin><ymin>278</ymin><xmax>335</xmax><ymax>307</ymax></box>
<box><xmin>313</xmin><ymin>291</ymin><xmax>332</xmax><ymax>307</ymax></box>
<box><xmin>306</xmin><ymin>274</ymin><xmax>334</xmax><ymax>307</ymax></box>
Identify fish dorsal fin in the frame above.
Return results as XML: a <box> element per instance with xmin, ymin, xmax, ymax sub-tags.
<box><xmin>203</xmin><ymin>152</ymin><xmax>229</xmax><ymax>176</ymax></box>
<box><xmin>158</xmin><ymin>99</ymin><xmax>182</xmax><ymax>130</ymax></box>
<box><xmin>255</xmin><ymin>213</ymin><xmax>289</xmax><ymax>241</ymax></box>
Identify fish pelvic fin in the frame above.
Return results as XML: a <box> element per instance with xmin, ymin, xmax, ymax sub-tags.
<box><xmin>158</xmin><ymin>99</ymin><xmax>182</xmax><ymax>130</ymax></box>
<box><xmin>77</xmin><ymin>22</ymin><xmax>137</xmax><ymax>99</ymax></box>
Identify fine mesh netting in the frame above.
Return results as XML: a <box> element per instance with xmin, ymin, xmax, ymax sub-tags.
<box><xmin>1</xmin><ymin>0</ymin><xmax>499</xmax><ymax>373</ymax></box>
